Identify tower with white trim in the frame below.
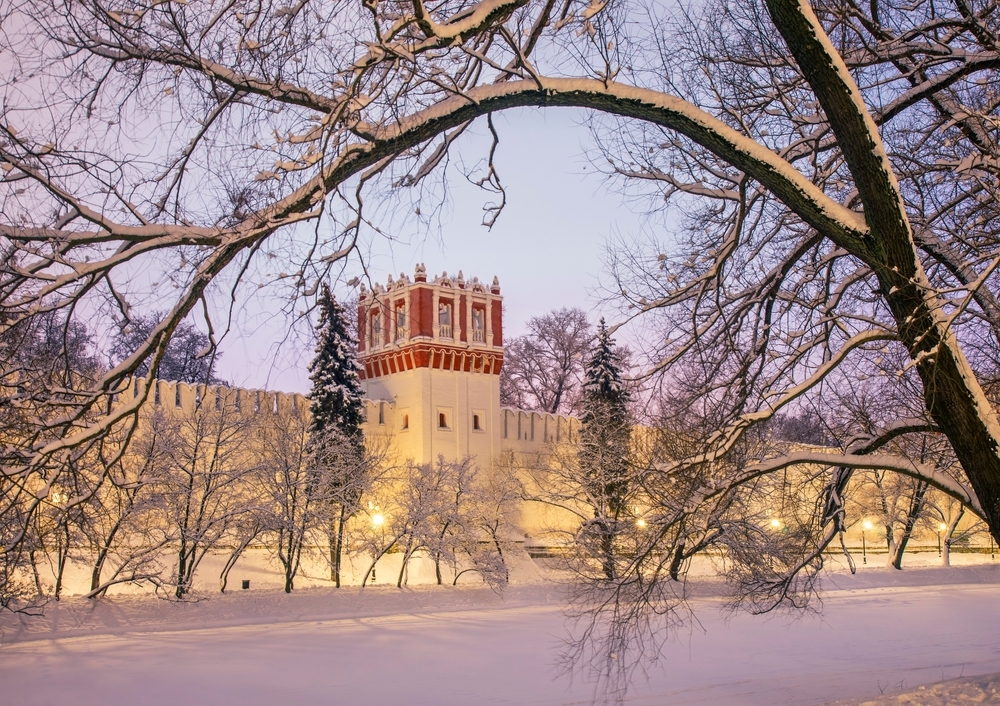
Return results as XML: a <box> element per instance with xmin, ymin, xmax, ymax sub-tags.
<box><xmin>357</xmin><ymin>264</ymin><xmax>504</xmax><ymax>465</ymax></box>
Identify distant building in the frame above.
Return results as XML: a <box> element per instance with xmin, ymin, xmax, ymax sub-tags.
<box><xmin>356</xmin><ymin>264</ymin><xmax>579</xmax><ymax>469</ymax></box>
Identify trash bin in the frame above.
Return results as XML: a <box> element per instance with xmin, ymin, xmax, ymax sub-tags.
<box><xmin>242</xmin><ymin>580</ymin><xmax>250</xmax><ymax>590</ymax></box>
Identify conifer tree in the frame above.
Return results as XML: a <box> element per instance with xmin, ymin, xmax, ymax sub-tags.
<box><xmin>308</xmin><ymin>284</ymin><xmax>366</xmax><ymax>587</ymax></box>
<box><xmin>578</xmin><ymin>319</ymin><xmax>632</xmax><ymax>580</ymax></box>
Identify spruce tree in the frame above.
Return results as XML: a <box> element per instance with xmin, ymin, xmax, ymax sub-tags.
<box><xmin>307</xmin><ymin>284</ymin><xmax>365</xmax><ymax>587</ymax></box>
<box><xmin>578</xmin><ymin>319</ymin><xmax>632</xmax><ymax>580</ymax></box>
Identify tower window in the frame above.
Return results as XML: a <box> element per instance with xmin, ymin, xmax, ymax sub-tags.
<box><xmin>371</xmin><ymin>310</ymin><xmax>382</xmax><ymax>348</ymax></box>
<box><xmin>438</xmin><ymin>412</ymin><xmax>448</xmax><ymax>429</ymax></box>
<box><xmin>473</xmin><ymin>414</ymin><xmax>482</xmax><ymax>431</ymax></box>
<box><xmin>378</xmin><ymin>402</ymin><xmax>385</xmax><ymax>425</ymax></box>
<box><xmin>438</xmin><ymin>302</ymin><xmax>452</xmax><ymax>339</ymax></box>
<box><xmin>175</xmin><ymin>384</ymin><xmax>182</xmax><ymax>408</ymax></box>
<box><xmin>401</xmin><ymin>414</ymin><xmax>409</xmax><ymax>430</ymax></box>
<box><xmin>395</xmin><ymin>302</ymin><xmax>407</xmax><ymax>341</ymax></box>
<box><xmin>472</xmin><ymin>307</ymin><xmax>485</xmax><ymax>342</ymax></box>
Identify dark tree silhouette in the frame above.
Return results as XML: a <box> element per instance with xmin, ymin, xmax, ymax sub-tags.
<box><xmin>307</xmin><ymin>284</ymin><xmax>366</xmax><ymax>587</ymax></box>
<box><xmin>109</xmin><ymin>313</ymin><xmax>222</xmax><ymax>385</ymax></box>
<box><xmin>579</xmin><ymin>319</ymin><xmax>632</xmax><ymax>580</ymax></box>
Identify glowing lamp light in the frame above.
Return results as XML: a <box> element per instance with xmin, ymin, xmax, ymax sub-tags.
<box><xmin>939</xmin><ymin>523</ymin><xmax>948</xmax><ymax>532</ymax></box>
<box><xmin>636</xmin><ymin>518</ymin><xmax>647</xmax><ymax>528</ymax></box>
<box><xmin>862</xmin><ymin>520</ymin><xmax>873</xmax><ymax>531</ymax></box>
<box><xmin>769</xmin><ymin>518</ymin><xmax>782</xmax><ymax>529</ymax></box>
<box><xmin>371</xmin><ymin>513</ymin><xmax>385</xmax><ymax>527</ymax></box>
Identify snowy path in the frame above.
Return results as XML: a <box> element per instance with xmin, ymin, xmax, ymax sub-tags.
<box><xmin>3</xmin><ymin>567</ymin><xmax>999</xmax><ymax>705</ymax></box>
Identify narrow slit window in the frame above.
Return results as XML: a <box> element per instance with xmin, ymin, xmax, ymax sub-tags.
<box><xmin>473</xmin><ymin>414</ymin><xmax>482</xmax><ymax>431</ymax></box>
<box><xmin>378</xmin><ymin>403</ymin><xmax>385</xmax><ymax>425</ymax></box>
<box><xmin>401</xmin><ymin>414</ymin><xmax>409</xmax><ymax>430</ymax></box>
<box><xmin>439</xmin><ymin>412</ymin><xmax>448</xmax><ymax>429</ymax></box>
<box><xmin>174</xmin><ymin>384</ymin><xmax>181</xmax><ymax>408</ymax></box>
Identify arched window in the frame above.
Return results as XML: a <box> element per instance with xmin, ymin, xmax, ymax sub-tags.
<box><xmin>472</xmin><ymin>307</ymin><xmax>485</xmax><ymax>342</ymax></box>
<box><xmin>438</xmin><ymin>302</ymin><xmax>452</xmax><ymax>339</ymax></box>
<box><xmin>371</xmin><ymin>310</ymin><xmax>382</xmax><ymax>348</ymax></box>
<box><xmin>395</xmin><ymin>302</ymin><xmax>407</xmax><ymax>341</ymax></box>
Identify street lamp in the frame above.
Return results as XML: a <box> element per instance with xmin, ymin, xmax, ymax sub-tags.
<box><xmin>370</xmin><ymin>511</ymin><xmax>385</xmax><ymax>583</ymax></box>
<box><xmin>937</xmin><ymin>522</ymin><xmax>947</xmax><ymax>557</ymax></box>
<box><xmin>769</xmin><ymin>518</ymin><xmax>782</xmax><ymax>530</ymax></box>
<box><xmin>636</xmin><ymin>518</ymin><xmax>647</xmax><ymax>529</ymax></box>
<box><xmin>862</xmin><ymin>520</ymin><xmax>873</xmax><ymax>564</ymax></box>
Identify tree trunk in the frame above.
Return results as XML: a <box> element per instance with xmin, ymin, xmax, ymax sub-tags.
<box><xmin>942</xmin><ymin>505</ymin><xmax>965</xmax><ymax>567</ymax></box>
<box><xmin>668</xmin><ymin>538</ymin><xmax>687</xmax><ymax>582</ymax></box>
<box><xmin>90</xmin><ymin>518</ymin><xmax>124</xmax><ymax>595</ymax></box>
<box><xmin>220</xmin><ymin>531</ymin><xmax>258</xmax><ymax>593</ymax></box>
<box><xmin>28</xmin><ymin>549</ymin><xmax>43</xmax><ymax>597</ymax></box>
<box><xmin>332</xmin><ymin>507</ymin><xmax>346</xmax><ymax>588</ymax></box>
<box><xmin>492</xmin><ymin>531</ymin><xmax>509</xmax><ymax>584</ymax></box>
<box><xmin>890</xmin><ymin>481</ymin><xmax>928</xmax><ymax>569</ymax></box>
<box><xmin>397</xmin><ymin>537</ymin><xmax>413</xmax><ymax>588</ymax></box>
<box><xmin>765</xmin><ymin>0</ymin><xmax>1000</xmax><ymax>546</ymax></box>
<box><xmin>53</xmin><ymin>521</ymin><xmax>70</xmax><ymax>601</ymax></box>
<box><xmin>599</xmin><ymin>519</ymin><xmax>616</xmax><ymax>580</ymax></box>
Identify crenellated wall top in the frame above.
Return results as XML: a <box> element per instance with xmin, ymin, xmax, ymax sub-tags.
<box><xmin>118</xmin><ymin>378</ymin><xmax>309</xmax><ymax>418</ymax></box>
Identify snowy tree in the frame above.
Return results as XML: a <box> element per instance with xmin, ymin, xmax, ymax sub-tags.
<box><xmin>109</xmin><ymin>313</ymin><xmax>223</xmax><ymax>385</ymax></box>
<box><xmin>307</xmin><ymin>284</ymin><xmax>367</xmax><ymax>588</ymax></box>
<box><xmin>360</xmin><ymin>457</ymin><xmax>515</xmax><ymax>590</ymax></box>
<box><xmin>80</xmin><ymin>409</ymin><xmax>172</xmax><ymax>599</ymax></box>
<box><xmin>159</xmin><ymin>395</ymin><xmax>257</xmax><ymax>599</ymax></box>
<box><xmin>501</xmin><ymin>308</ymin><xmax>592</xmax><ymax>415</ymax></box>
<box><xmin>578</xmin><ymin>320</ymin><xmax>633</xmax><ymax>580</ymax></box>
<box><xmin>6</xmin><ymin>0</ymin><xmax>1000</xmax><ymax>556</ymax></box>
<box><xmin>5</xmin><ymin>2</ymin><xmax>1000</xmax><ymax>695</ymax></box>
<box><xmin>252</xmin><ymin>400</ymin><xmax>316</xmax><ymax>594</ymax></box>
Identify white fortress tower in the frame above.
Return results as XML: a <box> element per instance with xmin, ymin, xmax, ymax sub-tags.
<box><xmin>357</xmin><ymin>264</ymin><xmax>504</xmax><ymax>466</ymax></box>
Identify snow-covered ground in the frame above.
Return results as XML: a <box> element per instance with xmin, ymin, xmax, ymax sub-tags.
<box><xmin>2</xmin><ymin>555</ymin><xmax>999</xmax><ymax>706</ymax></box>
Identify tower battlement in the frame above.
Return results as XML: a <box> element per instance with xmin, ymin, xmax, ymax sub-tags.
<box><xmin>357</xmin><ymin>264</ymin><xmax>503</xmax><ymax>380</ymax></box>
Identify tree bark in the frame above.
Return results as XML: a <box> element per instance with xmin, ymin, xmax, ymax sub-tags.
<box><xmin>763</xmin><ymin>0</ymin><xmax>1000</xmax><ymax>545</ymax></box>
<box><xmin>890</xmin><ymin>481</ymin><xmax>928</xmax><ymax>569</ymax></box>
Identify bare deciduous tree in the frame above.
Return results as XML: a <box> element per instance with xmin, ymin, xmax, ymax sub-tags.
<box><xmin>501</xmin><ymin>307</ymin><xmax>592</xmax><ymax>414</ymax></box>
<box><xmin>3</xmin><ymin>0</ymin><xmax>1000</xmax><ymax>697</ymax></box>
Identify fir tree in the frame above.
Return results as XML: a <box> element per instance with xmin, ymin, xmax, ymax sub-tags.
<box><xmin>578</xmin><ymin>319</ymin><xmax>632</xmax><ymax>580</ymax></box>
<box><xmin>307</xmin><ymin>284</ymin><xmax>366</xmax><ymax>587</ymax></box>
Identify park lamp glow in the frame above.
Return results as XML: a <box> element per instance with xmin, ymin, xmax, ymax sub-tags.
<box><xmin>371</xmin><ymin>513</ymin><xmax>385</xmax><ymax>527</ymax></box>
<box><xmin>939</xmin><ymin>522</ymin><xmax>948</xmax><ymax>532</ymax></box>
<box><xmin>769</xmin><ymin>518</ymin><xmax>782</xmax><ymax>530</ymax></box>
<box><xmin>636</xmin><ymin>518</ymin><xmax>647</xmax><ymax>529</ymax></box>
<box><xmin>862</xmin><ymin>520</ymin><xmax>873</xmax><ymax>531</ymax></box>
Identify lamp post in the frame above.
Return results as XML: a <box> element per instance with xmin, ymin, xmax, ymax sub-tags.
<box><xmin>937</xmin><ymin>522</ymin><xmax>946</xmax><ymax>557</ymax></box>
<box><xmin>862</xmin><ymin>520</ymin><xmax>872</xmax><ymax>564</ymax></box>
<box><xmin>370</xmin><ymin>512</ymin><xmax>385</xmax><ymax>583</ymax></box>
